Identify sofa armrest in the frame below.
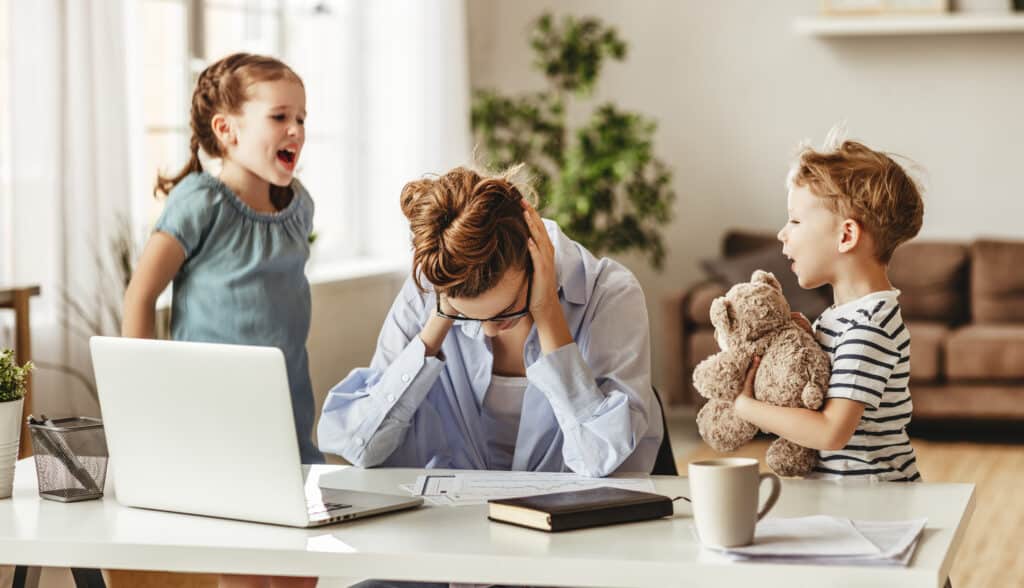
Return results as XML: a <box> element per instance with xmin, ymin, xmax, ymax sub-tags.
<box><xmin>662</xmin><ymin>288</ymin><xmax>690</xmax><ymax>407</ymax></box>
<box><xmin>662</xmin><ymin>279</ymin><xmax>724</xmax><ymax>406</ymax></box>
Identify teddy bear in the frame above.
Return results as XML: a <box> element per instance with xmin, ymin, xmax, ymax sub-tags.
<box><xmin>692</xmin><ymin>270</ymin><xmax>832</xmax><ymax>477</ymax></box>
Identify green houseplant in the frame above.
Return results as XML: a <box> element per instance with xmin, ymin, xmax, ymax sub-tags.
<box><xmin>0</xmin><ymin>348</ymin><xmax>33</xmax><ymax>403</ymax></box>
<box><xmin>472</xmin><ymin>12</ymin><xmax>675</xmax><ymax>269</ymax></box>
<box><xmin>1</xmin><ymin>348</ymin><xmax>33</xmax><ymax>498</ymax></box>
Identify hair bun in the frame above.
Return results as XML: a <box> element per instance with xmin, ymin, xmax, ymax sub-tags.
<box><xmin>400</xmin><ymin>167</ymin><xmax>534</xmax><ymax>298</ymax></box>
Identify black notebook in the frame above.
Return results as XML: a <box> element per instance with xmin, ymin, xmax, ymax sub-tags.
<box><xmin>487</xmin><ymin>486</ymin><xmax>674</xmax><ymax>532</ymax></box>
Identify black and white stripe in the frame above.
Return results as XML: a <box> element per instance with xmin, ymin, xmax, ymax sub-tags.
<box><xmin>810</xmin><ymin>290</ymin><xmax>920</xmax><ymax>483</ymax></box>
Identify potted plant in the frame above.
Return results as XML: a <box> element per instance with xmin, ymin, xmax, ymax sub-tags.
<box><xmin>0</xmin><ymin>348</ymin><xmax>33</xmax><ymax>498</ymax></box>
<box><xmin>472</xmin><ymin>12</ymin><xmax>676</xmax><ymax>269</ymax></box>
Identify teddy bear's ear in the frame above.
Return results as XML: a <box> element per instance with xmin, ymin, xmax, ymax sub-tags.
<box><xmin>751</xmin><ymin>270</ymin><xmax>782</xmax><ymax>292</ymax></box>
<box><xmin>710</xmin><ymin>297</ymin><xmax>735</xmax><ymax>331</ymax></box>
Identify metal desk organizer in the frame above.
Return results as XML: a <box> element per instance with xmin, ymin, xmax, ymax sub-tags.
<box><xmin>27</xmin><ymin>416</ymin><xmax>108</xmax><ymax>502</ymax></box>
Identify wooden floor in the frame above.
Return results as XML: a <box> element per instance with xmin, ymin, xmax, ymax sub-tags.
<box><xmin>684</xmin><ymin>437</ymin><xmax>1024</xmax><ymax>588</ymax></box>
<box><xmin>99</xmin><ymin>437</ymin><xmax>1021</xmax><ymax>588</ymax></box>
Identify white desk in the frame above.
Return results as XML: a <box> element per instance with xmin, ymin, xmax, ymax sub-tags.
<box><xmin>0</xmin><ymin>458</ymin><xmax>974</xmax><ymax>587</ymax></box>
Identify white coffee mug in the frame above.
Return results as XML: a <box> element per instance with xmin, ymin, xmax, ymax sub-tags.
<box><xmin>688</xmin><ymin>457</ymin><xmax>782</xmax><ymax>548</ymax></box>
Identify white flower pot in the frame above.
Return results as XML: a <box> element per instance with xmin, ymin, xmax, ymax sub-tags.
<box><xmin>0</xmin><ymin>397</ymin><xmax>23</xmax><ymax>499</ymax></box>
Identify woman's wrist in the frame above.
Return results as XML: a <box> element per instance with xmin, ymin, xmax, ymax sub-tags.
<box><xmin>534</xmin><ymin>303</ymin><xmax>573</xmax><ymax>354</ymax></box>
<box><xmin>420</xmin><ymin>313</ymin><xmax>453</xmax><ymax>357</ymax></box>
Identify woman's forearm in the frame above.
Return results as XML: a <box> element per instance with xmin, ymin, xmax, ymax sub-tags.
<box><xmin>534</xmin><ymin>305</ymin><xmax>573</xmax><ymax>354</ymax></box>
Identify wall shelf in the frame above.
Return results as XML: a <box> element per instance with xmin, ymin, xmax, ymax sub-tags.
<box><xmin>793</xmin><ymin>14</ymin><xmax>1024</xmax><ymax>37</ymax></box>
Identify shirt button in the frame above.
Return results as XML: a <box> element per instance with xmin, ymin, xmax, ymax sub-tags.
<box><xmin>386</xmin><ymin>394</ymin><xmax>396</xmax><ymax>403</ymax></box>
<box><xmin>354</xmin><ymin>437</ymin><xmax>364</xmax><ymax>447</ymax></box>
<box><xmin>401</xmin><ymin>374</ymin><xmax>411</xmax><ymax>383</ymax></box>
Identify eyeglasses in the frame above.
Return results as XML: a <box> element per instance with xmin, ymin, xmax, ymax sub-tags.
<box><xmin>436</xmin><ymin>278</ymin><xmax>531</xmax><ymax>323</ymax></box>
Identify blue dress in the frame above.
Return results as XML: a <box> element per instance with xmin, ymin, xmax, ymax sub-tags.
<box><xmin>155</xmin><ymin>171</ymin><xmax>324</xmax><ymax>464</ymax></box>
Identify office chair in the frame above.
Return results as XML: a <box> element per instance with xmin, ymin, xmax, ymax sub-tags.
<box><xmin>651</xmin><ymin>386</ymin><xmax>678</xmax><ymax>476</ymax></box>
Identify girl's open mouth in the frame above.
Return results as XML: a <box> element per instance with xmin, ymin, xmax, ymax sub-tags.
<box><xmin>276</xmin><ymin>148</ymin><xmax>297</xmax><ymax>169</ymax></box>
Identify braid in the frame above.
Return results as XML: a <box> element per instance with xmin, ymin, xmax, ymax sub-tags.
<box><xmin>153</xmin><ymin>52</ymin><xmax>303</xmax><ymax>198</ymax></box>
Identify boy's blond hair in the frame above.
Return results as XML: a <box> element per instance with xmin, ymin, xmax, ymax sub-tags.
<box><xmin>788</xmin><ymin>138</ymin><xmax>924</xmax><ymax>263</ymax></box>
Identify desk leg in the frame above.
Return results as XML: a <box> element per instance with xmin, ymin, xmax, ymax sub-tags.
<box><xmin>69</xmin><ymin>569</ymin><xmax>106</xmax><ymax>588</ymax></box>
<box><xmin>11</xmin><ymin>566</ymin><xmax>40</xmax><ymax>588</ymax></box>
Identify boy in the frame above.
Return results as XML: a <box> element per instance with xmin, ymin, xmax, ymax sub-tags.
<box><xmin>734</xmin><ymin>136</ymin><xmax>924</xmax><ymax>482</ymax></box>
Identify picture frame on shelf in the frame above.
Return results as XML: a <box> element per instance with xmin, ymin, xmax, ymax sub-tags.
<box><xmin>883</xmin><ymin>0</ymin><xmax>949</xmax><ymax>13</ymax></box>
<box><xmin>821</xmin><ymin>0</ymin><xmax>949</xmax><ymax>14</ymax></box>
<box><xmin>821</xmin><ymin>0</ymin><xmax>886</xmax><ymax>15</ymax></box>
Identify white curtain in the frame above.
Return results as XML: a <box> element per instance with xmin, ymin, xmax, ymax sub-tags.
<box><xmin>5</xmin><ymin>0</ymin><xmax>139</xmax><ymax>417</ymax></box>
<box><xmin>1</xmin><ymin>0</ymin><xmax>469</xmax><ymax>418</ymax></box>
<box><xmin>361</xmin><ymin>0</ymin><xmax>472</xmax><ymax>260</ymax></box>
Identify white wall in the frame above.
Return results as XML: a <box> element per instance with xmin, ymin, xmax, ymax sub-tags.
<box><xmin>467</xmin><ymin>0</ymin><xmax>1024</xmax><ymax>398</ymax></box>
<box><xmin>307</xmin><ymin>271</ymin><xmax>405</xmax><ymax>453</ymax></box>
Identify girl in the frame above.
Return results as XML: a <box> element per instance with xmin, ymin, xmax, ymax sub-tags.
<box><xmin>122</xmin><ymin>52</ymin><xmax>320</xmax><ymax>588</ymax></box>
<box><xmin>318</xmin><ymin>166</ymin><xmax>663</xmax><ymax>479</ymax></box>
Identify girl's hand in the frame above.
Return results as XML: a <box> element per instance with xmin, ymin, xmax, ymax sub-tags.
<box><xmin>521</xmin><ymin>199</ymin><xmax>559</xmax><ymax>320</ymax></box>
<box><xmin>791</xmin><ymin>312</ymin><xmax>813</xmax><ymax>335</ymax></box>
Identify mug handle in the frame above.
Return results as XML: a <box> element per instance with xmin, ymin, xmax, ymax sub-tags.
<box><xmin>756</xmin><ymin>473</ymin><xmax>782</xmax><ymax>521</ymax></box>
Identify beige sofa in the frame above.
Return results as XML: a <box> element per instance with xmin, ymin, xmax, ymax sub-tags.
<box><xmin>662</xmin><ymin>230</ymin><xmax>1024</xmax><ymax>421</ymax></box>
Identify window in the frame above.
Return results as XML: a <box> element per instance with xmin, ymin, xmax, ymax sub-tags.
<box><xmin>0</xmin><ymin>0</ymin><xmax>11</xmax><ymax>283</ymax></box>
<box><xmin>140</xmin><ymin>0</ymin><xmax>362</xmax><ymax>265</ymax></box>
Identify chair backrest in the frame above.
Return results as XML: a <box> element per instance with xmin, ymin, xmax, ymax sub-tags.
<box><xmin>651</xmin><ymin>386</ymin><xmax>678</xmax><ymax>476</ymax></box>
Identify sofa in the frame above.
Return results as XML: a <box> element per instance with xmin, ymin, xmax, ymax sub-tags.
<box><xmin>662</xmin><ymin>230</ymin><xmax>1024</xmax><ymax>421</ymax></box>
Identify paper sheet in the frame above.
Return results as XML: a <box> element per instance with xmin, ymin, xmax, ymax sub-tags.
<box><xmin>404</xmin><ymin>471</ymin><xmax>657</xmax><ymax>506</ymax></box>
<box><xmin>724</xmin><ymin>515</ymin><xmax>881</xmax><ymax>557</ymax></box>
<box><xmin>705</xmin><ymin>516</ymin><xmax>928</xmax><ymax>567</ymax></box>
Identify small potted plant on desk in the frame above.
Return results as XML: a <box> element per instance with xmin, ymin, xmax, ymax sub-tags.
<box><xmin>0</xmin><ymin>348</ymin><xmax>32</xmax><ymax>498</ymax></box>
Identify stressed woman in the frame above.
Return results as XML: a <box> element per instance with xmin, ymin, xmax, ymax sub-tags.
<box><xmin>317</xmin><ymin>166</ymin><xmax>662</xmax><ymax>477</ymax></box>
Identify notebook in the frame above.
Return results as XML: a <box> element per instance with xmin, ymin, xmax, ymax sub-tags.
<box><xmin>488</xmin><ymin>486</ymin><xmax>674</xmax><ymax>532</ymax></box>
<box><xmin>90</xmin><ymin>336</ymin><xmax>423</xmax><ymax>527</ymax></box>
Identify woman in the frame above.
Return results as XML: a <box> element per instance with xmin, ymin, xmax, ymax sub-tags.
<box><xmin>318</xmin><ymin>166</ymin><xmax>662</xmax><ymax>477</ymax></box>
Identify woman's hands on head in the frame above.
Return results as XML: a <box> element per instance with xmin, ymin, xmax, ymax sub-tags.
<box><xmin>521</xmin><ymin>199</ymin><xmax>573</xmax><ymax>353</ymax></box>
<box><xmin>521</xmin><ymin>199</ymin><xmax>558</xmax><ymax>320</ymax></box>
<box><xmin>420</xmin><ymin>290</ymin><xmax>455</xmax><ymax>357</ymax></box>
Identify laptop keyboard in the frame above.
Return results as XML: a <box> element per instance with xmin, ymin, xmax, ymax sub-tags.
<box><xmin>307</xmin><ymin>501</ymin><xmax>353</xmax><ymax>517</ymax></box>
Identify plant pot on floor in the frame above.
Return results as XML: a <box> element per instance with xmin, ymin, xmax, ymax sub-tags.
<box><xmin>0</xmin><ymin>397</ymin><xmax>24</xmax><ymax>498</ymax></box>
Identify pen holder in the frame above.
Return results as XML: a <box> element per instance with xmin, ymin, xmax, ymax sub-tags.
<box><xmin>27</xmin><ymin>417</ymin><xmax>108</xmax><ymax>502</ymax></box>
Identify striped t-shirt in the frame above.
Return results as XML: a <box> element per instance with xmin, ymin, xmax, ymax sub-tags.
<box><xmin>810</xmin><ymin>290</ymin><xmax>921</xmax><ymax>482</ymax></box>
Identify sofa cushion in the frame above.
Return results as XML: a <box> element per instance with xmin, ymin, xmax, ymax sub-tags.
<box><xmin>701</xmin><ymin>246</ymin><xmax>831</xmax><ymax>318</ymax></box>
<box><xmin>685</xmin><ymin>282</ymin><xmax>727</xmax><ymax>327</ymax></box>
<box><xmin>723</xmin><ymin>230</ymin><xmax>778</xmax><ymax>257</ymax></box>
<box><xmin>971</xmin><ymin>239</ymin><xmax>1024</xmax><ymax>324</ymax></box>
<box><xmin>945</xmin><ymin>324</ymin><xmax>1024</xmax><ymax>381</ymax></box>
<box><xmin>905</xmin><ymin>321</ymin><xmax>947</xmax><ymax>383</ymax></box>
<box><xmin>889</xmin><ymin>241</ymin><xmax>969</xmax><ymax>324</ymax></box>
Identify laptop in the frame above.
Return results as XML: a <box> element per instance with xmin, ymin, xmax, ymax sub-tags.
<box><xmin>90</xmin><ymin>336</ymin><xmax>422</xmax><ymax>527</ymax></box>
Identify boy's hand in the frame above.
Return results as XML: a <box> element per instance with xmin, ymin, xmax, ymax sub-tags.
<box><xmin>791</xmin><ymin>312</ymin><xmax>813</xmax><ymax>334</ymax></box>
<box><xmin>736</xmin><ymin>356</ymin><xmax>761</xmax><ymax>402</ymax></box>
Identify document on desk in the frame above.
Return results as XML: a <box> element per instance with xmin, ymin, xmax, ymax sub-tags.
<box><xmin>707</xmin><ymin>515</ymin><xmax>928</xmax><ymax>566</ymax></box>
<box><xmin>406</xmin><ymin>472</ymin><xmax>657</xmax><ymax>506</ymax></box>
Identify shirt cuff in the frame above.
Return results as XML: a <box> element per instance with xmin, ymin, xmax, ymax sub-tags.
<box><xmin>368</xmin><ymin>336</ymin><xmax>445</xmax><ymax>424</ymax></box>
<box><xmin>526</xmin><ymin>342</ymin><xmax>603</xmax><ymax>426</ymax></box>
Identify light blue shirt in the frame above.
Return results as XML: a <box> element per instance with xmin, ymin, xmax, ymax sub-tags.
<box><xmin>155</xmin><ymin>172</ymin><xmax>324</xmax><ymax>464</ymax></box>
<box><xmin>317</xmin><ymin>220</ymin><xmax>662</xmax><ymax>476</ymax></box>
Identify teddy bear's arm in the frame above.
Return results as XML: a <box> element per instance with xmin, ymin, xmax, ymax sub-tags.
<box><xmin>692</xmin><ymin>350</ymin><xmax>751</xmax><ymax>401</ymax></box>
